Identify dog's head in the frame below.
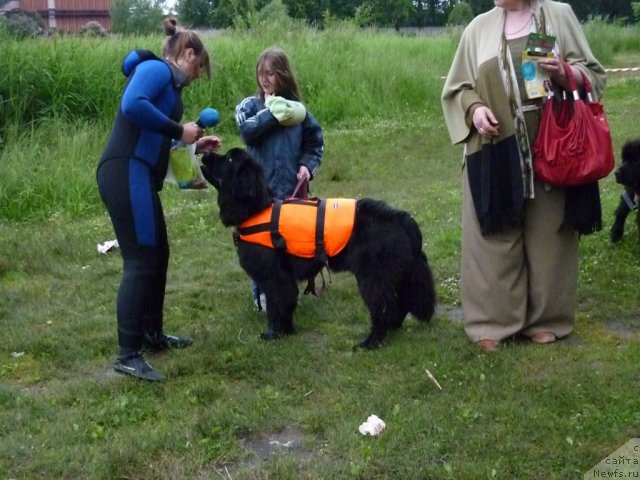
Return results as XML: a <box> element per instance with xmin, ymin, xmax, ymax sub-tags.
<box><xmin>614</xmin><ymin>139</ymin><xmax>640</xmax><ymax>194</ymax></box>
<box><xmin>200</xmin><ymin>148</ymin><xmax>273</xmax><ymax>226</ymax></box>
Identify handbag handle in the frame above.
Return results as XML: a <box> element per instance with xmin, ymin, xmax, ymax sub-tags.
<box><xmin>560</xmin><ymin>61</ymin><xmax>594</xmax><ymax>102</ymax></box>
<box><xmin>289</xmin><ymin>176</ymin><xmax>309</xmax><ymax>199</ymax></box>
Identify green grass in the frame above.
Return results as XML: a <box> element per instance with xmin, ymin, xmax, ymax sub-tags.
<box><xmin>1</xmin><ymin>27</ymin><xmax>640</xmax><ymax>479</ymax></box>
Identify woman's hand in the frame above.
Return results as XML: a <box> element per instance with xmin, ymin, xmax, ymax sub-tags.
<box><xmin>472</xmin><ymin>106</ymin><xmax>500</xmax><ymax>137</ymax></box>
<box><xmin>297</xmin><ymin>165</ymin><xmax>310</xmax><ymax>182</ymax></box>
<box><xmin>538</xmin><ymin>55</ymin><xmax>564</xmax><ymax>81</ymax></box>
<box><xmin>538</xmin><ymin>56</ymin><xmax>583</xmax><ymax>91</ymax></box>
<box><xmin>195</xmin><ymin>135</ymin><xmax>222</xmax><ymax>154</ymax></box>
<box><xmin>180</xmin><ymin>122</ymin><xmax>203</xmax><ymax>145</ymax></box>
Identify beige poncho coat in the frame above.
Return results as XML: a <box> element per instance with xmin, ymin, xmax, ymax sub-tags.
<box><xmin>441</xmin><ymin>0</ymin><xmax>606</xmax><ymax>235</ymax></box>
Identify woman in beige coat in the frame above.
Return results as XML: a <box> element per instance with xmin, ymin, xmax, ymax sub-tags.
<box><xmin>441</xmin><ymin>0</ymin><xmax>606</xmax><ymax>352</ymax></box>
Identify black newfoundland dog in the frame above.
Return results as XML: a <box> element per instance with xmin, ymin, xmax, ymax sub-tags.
<box><xmin>200</xmin><ymin>148</ymin><xmax>436</xmax><ymax>348</ymax></box>
<box><xmin>611</xmin><ymin>139</ymin><xmax>640</xmax><ymax>243</ymax></box>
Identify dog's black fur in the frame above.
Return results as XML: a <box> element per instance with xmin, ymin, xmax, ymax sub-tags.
<box><xmin>611</xmin><ymin>139</ymin><xmax>640</xmax><ymax>243</ymax></box>
<box><xmin>201</xmin><ymin>148</ymin><xmax>436</xmax><ymax>348</ymax></box>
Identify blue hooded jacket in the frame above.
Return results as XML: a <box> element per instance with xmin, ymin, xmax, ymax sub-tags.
<box><xmin>235</xmin><ymin>95</ymin><xmax>324</xmax><ymax>199</ymax></box>
<box><xmin>99</xmin><ymin>49</ymin><xmax>188</xmax><ymax>190</ymax></box>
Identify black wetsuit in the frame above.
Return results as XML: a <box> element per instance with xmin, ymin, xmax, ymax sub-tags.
<box><xmin>97</xmin><ymin>50</ymin><xmax>186</xmax><ymax>354</ymax></box>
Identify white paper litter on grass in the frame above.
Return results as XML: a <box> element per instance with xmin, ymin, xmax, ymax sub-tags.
<box><xmin>358</xmin><ymin>414</ymin><xmax>386</xmax><ymax>436</ymax></box>
<box><xmin>97</xmin><ymin>239</ymin><xmax>119</xmax><ymax>254</ymax></box>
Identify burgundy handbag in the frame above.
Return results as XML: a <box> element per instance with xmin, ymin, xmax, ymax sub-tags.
<box><xmin>533</xmin><ymin>62</ymin><xmax>614</xmax><ymax>187</ymax></box>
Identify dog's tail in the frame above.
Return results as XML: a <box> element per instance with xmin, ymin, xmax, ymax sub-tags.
<box><xmin>402</xmin><ymin>214</ymin><xmax>436</xmax><ymax>321</ymax></box>
<box><xmin>405</xmin><ymin>250</ymin><xmax>436</xmax><ymax>321</ymax></box>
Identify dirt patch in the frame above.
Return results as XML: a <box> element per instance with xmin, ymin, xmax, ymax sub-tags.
<box><xmin>219</xmin><ymin>424</ymin><xmax>313</xmax><ymax>476</ymax></box>
<box><xmin>561</xmin><ymin>334</ymin><xmax>585</xmax><ymax>346</ymax></box>
<box><xmin>605</xmin><ymin>319</ymin><xmax>640</xmax><ymax>336</ymax></box>
<box><xmin>242</xmin><ymin>424</ymin><xmax>310</xmax><ymax>460</ymax></box>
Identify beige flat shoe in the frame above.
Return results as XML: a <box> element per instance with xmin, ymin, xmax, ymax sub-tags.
<box><xmin>476</xmin><ymin>339</ymin><xmax>499</xmax><ymax>352</ymax></box>
<box><xmin>530</xmin><ymin>331</ymin><xmax>557</xmax><ymax>344</ymax></box>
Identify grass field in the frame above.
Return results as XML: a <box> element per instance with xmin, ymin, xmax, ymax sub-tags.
<box><xmin>1</xmin><ymin>24</ymin><xmax>639</xmax><ymax>479</ymax></box>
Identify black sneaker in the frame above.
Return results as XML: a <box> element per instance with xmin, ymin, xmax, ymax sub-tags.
<box><xmin>113</xmin><ymin>353</ymin><xmax>163</xmax><ymax>381</ymax></box>
<box><xmin>143</xmin><ymin>332</ymin><xmax>193</xmax><ymax>353</ymax></box>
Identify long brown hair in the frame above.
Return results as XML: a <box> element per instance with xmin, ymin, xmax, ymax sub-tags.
<box><xmin>162</xmin><ymin>17</ymin><xmax>211</xmax><ymax>79</ymax></box>
<box><xmin>255</xmin><ymin>47</ymin><xmax>301</xmax><ymax>101</ymax></box>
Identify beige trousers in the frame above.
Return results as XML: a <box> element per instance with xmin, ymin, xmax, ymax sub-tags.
<box><xmin>461</xmin><ymin>166</ymin><xmax>579</xmax><ymax>342</ymax></box>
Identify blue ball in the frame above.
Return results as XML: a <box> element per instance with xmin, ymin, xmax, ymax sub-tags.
<box><xmin>198</xmin><ymin>107</ymin><xmax>220</xmax><ymax>127</ymax></box>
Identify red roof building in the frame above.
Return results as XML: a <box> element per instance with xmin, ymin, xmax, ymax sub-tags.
<box><xmin>0</xmin><ymin>0</ymin><xmax>111</xmax><ymax>32</ymax></box>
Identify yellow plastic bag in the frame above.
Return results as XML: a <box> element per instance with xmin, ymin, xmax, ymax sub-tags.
<box><xmin>165</xmin><ymin>143</ymin><xmax>207</xmax><ymax>190</ymax></box>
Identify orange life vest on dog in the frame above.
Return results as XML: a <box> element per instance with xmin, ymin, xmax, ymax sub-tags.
<box><xmin>236</xmin><ymin>198</ymin><xmax>356</xmax><ymax>260</ymax></box>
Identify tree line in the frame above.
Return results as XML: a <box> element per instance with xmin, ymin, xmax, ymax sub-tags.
<box><xmin>169</xmin><ymin>0</ymin><xmax>637</xmax><ymax>30</ymax></box>
<box><xmin>1</xmin><ymin>0</ymin><xmax>637</xmax><ymax>36</ymax></box>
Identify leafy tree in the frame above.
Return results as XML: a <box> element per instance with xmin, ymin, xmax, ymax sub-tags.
<box><xmin>110</xmin><ymin>0</ymin><xmax>131</xmax><ymax>33</ymax></box>
<box><xmin>447</xmin><ymin>1</ymin><xmax>473</xmax><ymax>25</ymax></box>
<box><xmin>205</xmin><ymin>0</ymin><xmax>269</xmax><ymax>28</ymax></box>
<box><xmin>208</xmin><ymin>0</ymin><xmax>238</xmax><ymax>27</ymax></box>
<box><xmin>203</xmin><ymin>0</ymin><xmax>636</xmax><ymax>29</ymax></box>
<box><xmin>327</xmin><ymin>0</ymin><xmax>359</xmax><ymax>18</ymax></box>
<box><xmin>239</xmin><ymin>0</ymin><xmax>293</xmax><ymax>30</ymax></box>
<box><xmin>368</xmin><ymin>0</ymin><xmax>413</xmax><ymax>28</ymax></box>
<box><xmin>291</xmin><ymin>0</ymin><xmax>330</xmax><ymax>25</ymax></box>
<box><xmin>176</xmin><ymin>0</ymin><xmax>215</xmax><ymax>27</ymax></box>
<box><xmin>111</xmin><ymin>0</ymin><xmax>166</xmax><ymax>34</ymax></box>
<box><xmin>255</xmin><ymin>0</ymin><xmax>289</xmax><ymax>22</ymax></box>
<box><xmin>565</xmin><ymin>0</ymin><xmax>600</xmax><ymax>21</ymax></box>
<box><xmin>282</xmin><ymin>0</ymin><xmax>368</xmax><ymax>26</ymax></box>
<box><xmin>632</xmin><ymin>1</ymin><xmax>640</xmax><ymax>21</ymax></box>
<box><xmin>419</xmin><ymin>0</ymin><xmax>454</xmax><ymax>26</ymax></box>
<box><xmin>465</xmin><ymin>0</ymin><xmax>493</xmax><ymax>15</ymax></box>
<box><xmin>600</xmin><ymin>0</ymin><xmax>633</xmax><ymax>20</ymax></box>
<box><xmin>354</xmin><ymin>2</ymin><xmax>374</xmax><ymax>26</ymax></box>
<box><xmin>129</xmin><ymin>0</ymin><xmax>166</xmax><ymax>32</ymax></box>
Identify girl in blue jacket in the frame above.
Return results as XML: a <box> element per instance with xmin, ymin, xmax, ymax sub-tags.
<box><xmin>97</xmin><ymin>18</ymin><xmax>220</xmax><ymax>381</ymax></box>
<box><xmin>235</xmin><ymin>47</ymin><xmax>324</xmax><ymax>311</ymax></box>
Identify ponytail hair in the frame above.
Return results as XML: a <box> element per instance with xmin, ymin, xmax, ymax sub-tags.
<box><xmin>162</xmin><ymin>17</ymin><xmax>211</xmax><ymax>79</ymax></box>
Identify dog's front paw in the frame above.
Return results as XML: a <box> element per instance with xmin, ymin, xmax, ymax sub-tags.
<box><xmin>610</xmin><ymin>224</ymin><xmax>624</xmax><ymax>243</ymax></box>
<box><xmin>357</xmin><ymin>339</ymin><xmax>384</xmax><ymax>350</ymax></box>
<box><xmin>260</xmin><ymin>330</ymin><xmax>282</xmax><ymax>341</ymax></box>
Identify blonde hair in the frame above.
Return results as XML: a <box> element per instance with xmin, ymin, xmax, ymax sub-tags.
<box><xmin>162</xmin><ymin>17</ymin><xmax>211</xmax><ymax>79</ymax></box>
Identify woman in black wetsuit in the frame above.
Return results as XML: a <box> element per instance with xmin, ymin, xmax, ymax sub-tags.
<box><xmin>97</xmin><ymin>17</ymin><xmax>220</xmax><ymax>381</ymax></box>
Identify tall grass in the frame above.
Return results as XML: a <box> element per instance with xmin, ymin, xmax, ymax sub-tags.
<box><xmin>0</xmin><ymin>24</ymin><xmax>455</xmax><ymax>136</ymax></box>
<box><xmin>582</xmin><ymin>17</ymin><xmax>640</xmax><ymax>66</ymax></box>
<box><xmin>1</xmin><ymin>19</ymin><xmax>636</xmax><ymax>139</ymax></box>
<box><xmin>1</xmin><ymin>21</ymin><xmax>639</xmax><ymax>223</ymax></box>
<box><xmin>0</xmin><ymin>24</ymin><xmax>456</xmax><ymax>222</ymax></box>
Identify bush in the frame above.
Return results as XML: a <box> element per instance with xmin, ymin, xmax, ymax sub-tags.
<box><xmin>354</xmin><ymin>3</ymin><xmax>374</xmax><ymax>27</ymax></box>
<box><xmin>447</xmin><ymin>2</ymin><xmax>474</xmax><ymax>26</ymax></box>
<box><xmin>233</xmin><ymin>0</ymin><xmax>297</xmax><ymax>34</ymax></box>
<box><xmin>79</xmin><ymin>21</ymin><xmax>108</xmax><ymax>37</ymax></box>
<box><xmin>3</xmin><ymin>11</ymin><xmax>43</xmax><ymax>37</ymax></box>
